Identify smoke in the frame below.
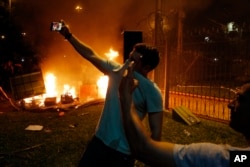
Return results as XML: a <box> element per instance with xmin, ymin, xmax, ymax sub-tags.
<box><xmin>14</xmin><ymin>0</ymin><xmax>217</xmax><ymax>54</ymax></box>
<box><xmin>13</xmin><ymin>0</ymin><xmax>215</xmax><ymax>91</ymax></box>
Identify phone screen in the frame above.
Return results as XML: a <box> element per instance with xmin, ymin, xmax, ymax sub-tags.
<box><xmin>50</xmin><ymin>22</ymin><xmax>62</xmax><ymax>31</ymax></box>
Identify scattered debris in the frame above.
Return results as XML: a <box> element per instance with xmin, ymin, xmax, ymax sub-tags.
<box><xmin>0</xmin><ymin>143</ymin><xmax>43</xmax><ymax>159</ymax></box>
<box><xmin>80</xmin><ymin>98</ymin><xmax>105</xmax><ymax>108</ymax></box>
<box><xmin>25</xmin><ymin>125</ymin><xmax>43</xmax><ymax>131</ymax></box>
<box><xmin>79</xmin><ymin>112</ymin><xmax>89</xmax><ymax>116</ymax></box>
<box><xmin>44</xmin><ymin>128</ymin><xmax>52</xmax><ymax>133</ymax></box>
<box><xmin>0</xmin><ymin>86</ymin><xmax>20</xmax><ymax>111</ymax></box>
<box><xmin>58</xmin><ymin>111</ymin><xmax>65</xmax><ymax>117</ymax></box>
<box><xmin>69</xmin><ymin>123</ymin><xmax>78</xmax><ymax>128</ymax></box>
<box><xmin>183</xmin><ymin>129</ymin><xmax>191</xmax><ymax>136</ymax></box>
<box><xmin>44</xmin><ymin>97</ymin><xmax>57</xmax><ymax>106</ymax></box>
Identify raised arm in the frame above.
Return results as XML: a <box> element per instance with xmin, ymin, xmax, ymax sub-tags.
<box><xmin>119</xmin><ymin>65</ymin><xmax>176</xmax><ymax>167</ymax></box>
<box><xmin>58</xmin><ymin>20</ymin><xmax>109</xmax><ymax>73</ymax></box>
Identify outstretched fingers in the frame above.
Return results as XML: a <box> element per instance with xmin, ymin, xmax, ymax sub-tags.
<box><xmin>113</xmin><ymin>59</ymin><xmax>134</xmax><ymax>76</ymax></box>
<box><xmin>58</xmin><ymin>20</ymin><xmax>71</xmax><ymax>38</ymax></box>
<box><xmin>119</xmin><ymin>61</ymin><xmax>138</xmax><ymax>95</ymax></box>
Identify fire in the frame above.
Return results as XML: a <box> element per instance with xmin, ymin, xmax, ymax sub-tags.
<box><xmin>44</xmin><ymin>73</ymin><xmax>76</xmax><ymax>101</ymax></box>
<box><xmin>22</xmin><ymin>47</ymin><xmax>119</xmax><ymax>106</ymax></box>
<box><xmin>97</xmin><ymin>75</ymin><xmax>109</xmax><ymax>98</ymax></box>
<box><xmin>96</xmin><ymin>48</ymin><xmax>119</xmax><ymax>98</ymax></box>
<box><xmin>22</xmin><ymin>72</ymin><xmax>77</xmax><ymax>106</ymax></box>
<box><xmin>44</xmin><ymin>73</ymin><xmax>57</xmax><ymax>98</ymax></box>
<box><xmin>22</xmin><ymin>73</ymin><xmax>58</xmax><ymax>106</ymax></box>
<box><xmin>105</xmin><ymin>48</ymin><xmax>119</xmax><ymax>60</ymax></box>
<box><xmin>63</xmin><ymin>84</ymin><xmax>76</xmax><ymax>97</ymax></box>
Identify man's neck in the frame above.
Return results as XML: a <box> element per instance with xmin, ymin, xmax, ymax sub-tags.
<box><xmin>135</xmin><ymin>70</ymin><xmax>148</xmax><ymax>78</ymax></box>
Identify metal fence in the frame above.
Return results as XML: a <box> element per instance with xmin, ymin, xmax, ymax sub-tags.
<box><xmin>167</xmin><ymin>37</ymin><xmax>250</xmax><ymax>123</ymax></box>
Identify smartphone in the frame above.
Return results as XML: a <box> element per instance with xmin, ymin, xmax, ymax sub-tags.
<box><xmin>50</xmin><ymin>22</ymin><xmax>62</xmax><ymax>31</ymax></box>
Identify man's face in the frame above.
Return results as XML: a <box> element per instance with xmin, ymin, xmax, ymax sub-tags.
<box><xmin>129</xmin><ymin>51</ymin><xmax>143</xmax><ymax>72</ymax></box>
<box><xmin>228</xmin><ymin>84</ymin><xmax>250</xmax><ymax>133</ymax></box>
<box><xmin>129</xmin><ymin>50</ymin><xmax>142</xmax><ymax>63</ymax></box>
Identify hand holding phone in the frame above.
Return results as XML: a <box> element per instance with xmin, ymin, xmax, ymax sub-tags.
<box><xmin>50</xmin><ymin>22</ymin><xmax>62</xmax><ymax>31</ymax></box>
<box><xmin>50</xmin><ymin>20</ymin><xmax>72</xmax><ymax>39</ymax></box>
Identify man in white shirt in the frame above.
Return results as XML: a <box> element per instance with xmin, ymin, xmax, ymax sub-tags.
<box><xmin>119</xmin><ymin>63</ymin><xmax>250</xmax><ymax>167</ymax></box>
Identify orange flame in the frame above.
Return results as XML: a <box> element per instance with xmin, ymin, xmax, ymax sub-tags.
<box><xmin>96</xmin><ymin>48</ymin><xmax>119</xmax><ymax>98</ymax></box>
<box><xmin>43</xmin><ymin>73</ymin><xmax>76</xmax><ymax>101</ymax></box>
<box><xmin>105</xmin><ymin>48</ymin><xmax>119</xmax><ymax>60</ymax></box>
<box><xmin>63</xmin><ymin>84</ymin><xmax>76</xmax><ymax>98</ymax></box>
<box><xmin>23</xmin><ymin>48</ymin><xmax>118</xmax><ymax>105</ymax></box>
<box><xmin>97</xmin><ymin>75</ymin><xmax>109</xmax><ymax>98</ymax></box>
<box><xmin>44</xmin><ymin>73</ymin><xmax>57</xmax><ymax>98</ymax></box>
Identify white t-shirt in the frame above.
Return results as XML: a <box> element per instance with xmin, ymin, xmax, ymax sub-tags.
<box><xmin>95</xmin><ymin>60</ymin><xmax>163</xmax><ymax>154</ymax></box>
<box><xmin>174</xmin><ymin>143</ymin><xmax>250</xmax><ymax>167</ymax></box>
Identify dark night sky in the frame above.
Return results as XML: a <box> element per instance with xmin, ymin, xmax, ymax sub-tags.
<box><xmin>12</xmin><ymin>0</ymin><xmax>216</xmax><ymax>53</ymax></box>
<box><xmin>12</xmin><ymin>0</ymin><xmax>250</xmax><ymax>52</ymax></box>
<box><xmin>10</xmin><ymin>0</ymin><xmax>250</xmax><ymax>86</ymax></box>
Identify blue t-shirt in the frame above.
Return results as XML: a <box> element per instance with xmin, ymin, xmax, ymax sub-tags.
<box><xmin>174</xmin><ymin>143</ymin><xmax>250</xmax><ymax>167</ymax></box>
<box><xmin>95</xmin><ymin>60</ymin><xmax>163</xmax><ymax>154</ymax></box>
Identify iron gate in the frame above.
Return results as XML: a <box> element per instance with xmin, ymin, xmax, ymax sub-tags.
<box><xmin>167</xmin><ymin>38</ymin><xmax>250</xmax><ymax>122</ymax></box>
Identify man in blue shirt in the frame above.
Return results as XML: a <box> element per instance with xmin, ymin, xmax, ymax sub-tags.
<box><xmin>56</xmin><ymin>20</ymin><xmax>163</xmax><ymax>167</ymax></box>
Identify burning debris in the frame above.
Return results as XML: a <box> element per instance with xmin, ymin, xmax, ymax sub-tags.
<box><xmin>60</xmin><ymin>93</ymin><xmax>75</xmax><ymax>104</ymax></box>
<box><xmin>8</xmin><ymin>47</ymin><xmax>119</xmax><ymax>112</ymax></box>
<box><xmin>19</xmin><ymin>95</ymin><xmax>80</xmax><ymax>111</ymax></box>
<box><xmin>44</xmin><ymin>97</ymin><xmax>57</xmax><ymax>106</ymax></box>
<box><xmin>14</xmin><ymin>72</ymin><xmax>81</xmax><ymax>111</ymax></box>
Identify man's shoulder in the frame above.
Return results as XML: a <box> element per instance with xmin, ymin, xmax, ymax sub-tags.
<box><xmin>98</xmin><ymin>59</ymin><xmax>121</xmax><ymax>74</ymax></box>
<box><xmin>134</xmin><ymin>72</ymin><xmax>157</xmax><ymax>87</ymax></box>
<box><xmin>137</xmin><ymin>77</ymin><xmax>161</xmax><ymax>93</ymax></box>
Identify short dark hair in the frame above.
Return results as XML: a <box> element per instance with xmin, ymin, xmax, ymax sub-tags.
<box><xmin>133</xmin><ymin>43</ymin><xmax>160</xmax><ymax>71</ymax></box>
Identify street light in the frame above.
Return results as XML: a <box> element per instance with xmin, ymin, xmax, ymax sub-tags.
<box><xmin>75</xmin><ymin>5</ymin><xmax>82</xmax><ymax>12</ymax></box>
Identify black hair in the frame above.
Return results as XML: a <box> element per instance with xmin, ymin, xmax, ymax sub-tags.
<box><xmin>230</xmin><ymin>83</ymin><xmax>250</xmax><ymax>139</ymax></box>
<box><xmin>133</xmin><ymin>43</ymin><xmax>160</xmax><ymax>71</ymax></box>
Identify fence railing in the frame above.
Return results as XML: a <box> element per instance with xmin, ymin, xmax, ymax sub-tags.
<box><xmin>169</xmin><ymin>91</ymin><xmax>231</xmax><ymax>123</ymax></box>
<box><xmin>166</xmin><ymin>39</ymin><xmax>250</xmax><ymax>122</ymax></box>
